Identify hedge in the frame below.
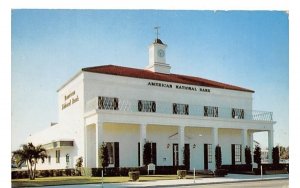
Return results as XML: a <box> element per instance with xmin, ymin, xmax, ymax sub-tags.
<box><xmin>12</xmin><ymin>169</ymin><xmax>76</xmax><ymax>179</ymax></box>
<box><xmin>12</xmin><ymin>165</ymin><xmax>187</xmax><ymax>179</ymax></box>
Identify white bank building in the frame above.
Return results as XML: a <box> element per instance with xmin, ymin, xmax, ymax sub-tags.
<box><xmin>28</xmin><ymin>37</ymin><xmax>275</xmax><ymax>171</ymax></box>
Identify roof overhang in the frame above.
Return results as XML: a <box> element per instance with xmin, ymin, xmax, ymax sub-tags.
<box><xmin>43</xmin><ymin>140</ymin><xmax>74</xmax><ymax>150</ymax></box>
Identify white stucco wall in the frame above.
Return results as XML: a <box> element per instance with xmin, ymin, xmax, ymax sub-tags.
<box><xmin>83</xmin><ymin>72</ymin><xmax>253</xmax><ymax>112</ymax></box>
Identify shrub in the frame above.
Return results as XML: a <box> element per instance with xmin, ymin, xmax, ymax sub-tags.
<box><xmin>53</xmin><ymin>169</ymin><xmax>63</xmax><ymax>176</ymax></box>
<box><xmin>75</xmin><ymin>157</ymin><xmax>83</xmax><ymax>176</ymax></box>
<box><xmin>245</xmin><ymin>146</ymin><xmax>252</xmax><ymax>165</ymax></box>
<box><xmin>221</xmin><ymin>164</ymin><xmax>252</xmax><ymax>173</ymax></box>
<box><xmin>99</xmin><ymin>143</ymin><xmax>109</xmax><ymax>171</ymax></box>
<box><xmin>215</xmin><ymin>145</ymin><xmax>222</xmax><ymax>169</ymax></box>
<box><xmin>254</xmin><ymin>145</ymin><xmax>261</xmax><ymax>167</ymax></box>
<box><xmin>48</xmin><ymin>170</ymin><xmax>54</xmax><ymax>177</ymax></box>
<box><xmin>177</xmin><ymin>170</ymin><xmax>187</xmax><ymax>179</ymax></box>
<box><xmin>11</xmin><ymin>170</ymin><xmax>29</xmax><ymax>179</ymax></box>
<box><xmin>39</xmin><ymin>170</ymin><xmax>50</xmax><ymax>177</ymax></box>
<box><xmin>128</xmin><ymin>171</ymin><xmax>140</xmax><ymax>181</ymax></box>
<box><xmin>65</xmin><ymin>169</ymin><xmax>72</xmax><ymax>176</ymax></box>
<box><xmin>183</xmin><ymin>145</ymin><xmax>190</xmax><ymax>170</ymax></box>
<box><xmin>214</xmin><ymin>169</ymin><xmax>228</xmax><ymax>177</ymax></box>
<box><xmin>272</xmin><ymin>146</ymin><xmax>280</xmax><ymax>165</ymax></box>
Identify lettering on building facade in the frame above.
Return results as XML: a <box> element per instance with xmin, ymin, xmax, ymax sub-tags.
<box><xmin>147</xmin><ymin>81</ymin><xmax>210</xmax><ymax>93</ymax></box>
<box><xmin>62</xmin><ymin>91</ymin><xmax>79</xmax><ymax>110</ymax></box>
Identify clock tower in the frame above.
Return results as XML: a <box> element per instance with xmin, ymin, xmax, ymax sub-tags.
<box><xmin>145</xmin><ymin>28</ymin><xmax>171</xmax><ymax>74</ymax></box>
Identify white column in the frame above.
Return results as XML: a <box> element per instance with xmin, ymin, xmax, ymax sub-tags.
<box><xmin>211</xmin><ymin>127</ymin><xmax>218</xmax><ymax>170</ymax></box>
<box><xmin>84</xmin><ymin>124</ymin><xmax>87</xmax><ymax>167</ymax></box>
<box><xmin>242</xmin><ymin>129</ymin><xmax>248</xmax><ymax>164</ymax></box>
<box><xmin>140</xmin><ymin>124</ymin><xmax>147</xmax><ymax>166</ymax></box>
<box><xmin>178</xmin><ymin>126</ymin><xmax>185</xmax><ymax>166</ymax></box>
<box><xmin>268</xmin><ymin>130</ymin><xmax>274</xmax><ymax>163</ymax></box>
<box><xmin>96</xmin><ymin>121</ymin><xmax>104</xmax><ymax>168</ymax></box>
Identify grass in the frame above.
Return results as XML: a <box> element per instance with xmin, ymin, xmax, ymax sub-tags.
<box><xmin>12</xmin><ymin>175</ymin><xmax>179</xmax><ymax>187</ymax></box>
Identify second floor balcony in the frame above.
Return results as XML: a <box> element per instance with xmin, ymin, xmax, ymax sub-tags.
<box><xmin>85</xmin><ymin>96</ymin><xmax>273</xmax><ymax>122</ymax></box>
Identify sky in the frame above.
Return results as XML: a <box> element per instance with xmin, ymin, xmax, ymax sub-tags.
<box><xmin>11</xmin><ymin>10</ymin><xmax>289</xmax><ymax>150</ymax></box>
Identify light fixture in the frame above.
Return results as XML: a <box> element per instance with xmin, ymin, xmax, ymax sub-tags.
<box><xmin>167</xmin><ymin>143</ymin><xmax>170</xmax><ymax>148</ymax></box>
<box><xmin>193</xmin><ymin>144</ymin><xmax>196</xmax><ymax>149</ymax></box>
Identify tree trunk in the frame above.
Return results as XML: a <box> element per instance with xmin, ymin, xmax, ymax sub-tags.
<box><xmin>33</xmin><ymin>160</ymin><xmax>37</xmax><ymax>180</ymax></box>
<box><xmin>29</xmin><ymin>161</ymin><xmax>34</xmax><ymax>180</ymax></box>
<box><xmin>26</xmin><ymin>160</ymin><xmax>31</xmax><ymax>180</ymax></box>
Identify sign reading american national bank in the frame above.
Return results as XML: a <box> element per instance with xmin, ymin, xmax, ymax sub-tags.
<box><xmin>148</xmin><ymin>81</ymin><xmax>210</xmax><ymax>93</ymax></box>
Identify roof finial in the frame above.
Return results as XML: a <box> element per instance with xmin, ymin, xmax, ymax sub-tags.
<box><xmin>154</xmin><ymin>26</ymin><xmax>160</xmax><ymax>39</ymax></box>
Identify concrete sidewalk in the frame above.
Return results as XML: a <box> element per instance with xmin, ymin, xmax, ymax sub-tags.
<box><xmin>121</xmin><ymin>173</ymin><xmax>289</xmax><ymax>187</ymax></box>
<box><xmin>43</xmin><ymin>173</ymin><xmax>289</xmax><ymax>188</ymax></box>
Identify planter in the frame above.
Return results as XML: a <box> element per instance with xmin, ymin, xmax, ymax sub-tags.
<box><xmin>177</xmin><ymin>170</ymin><xmax>187</xmax><ymax>179</ymax></box>
<box><xmin>128</xmin><ymin>171</ymin><xmax>140</xmax><ymax>181</ymax></box>
<box><xmin>214</xmin><ymin>169</ymin><xmax>228</xmax><ymax>177</ymax></box>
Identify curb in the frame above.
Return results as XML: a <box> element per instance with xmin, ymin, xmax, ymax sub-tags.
<box><xmin>131</xmin><ymin>177</ymin><xmax>289</xmax><ymax>188</ymax></box>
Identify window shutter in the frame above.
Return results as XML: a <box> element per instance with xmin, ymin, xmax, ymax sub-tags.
<box><xmin>152</xmin><ymin>143</ymin><xmax>157</xmax><ymax>165</ymax></box>
<box><xmin>114</xmin><ymin>142</ymin><xmax>119</xmax><ymax>167</ymax></box>
<box><xmin>98</xmin><ymin>97</ymin><xmax>103</xmax><ymax>109</ymax></box>
<box><xmin>231</xmin><ymin>144</ymin><xmax>235</xmax><ymax>165</ymax></box>
<box><xmin>138</xmin><ymin>142</ymin><xmax>140</xmax><ymax>166</ymax></box>
<box><xmin>114</xmin><ymin>98</ymin><xmax>119</xmax><ymax>110</ymax></box>
<box><xmin>204</xmin><ymin>144</ymin><xmax>208</xmax><ymax>169</ymax></box>
<box><xmin>152</xmin><ymin>102</ymin><xmax>156</xmax><ymax>112</ymax></box>
<box><xmin>185</xmin><ymin>105</ymin><xmax>189</xmax><ymax>115</ymax></box>
<box><xmin>173</xmin><ymin>104</ymin><xmax>177</xmax><ymax>114</ymax></box>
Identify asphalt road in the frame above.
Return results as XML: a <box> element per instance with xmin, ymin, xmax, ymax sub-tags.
<box><xmin>38</xmin><ymin>179</ymin><xmax>288</xmax><ymax>188</ymax></box>
<box><xmin>177</xmin><ymin>179</ymin><xmax>289</xmax><ymax>188</ymax></box>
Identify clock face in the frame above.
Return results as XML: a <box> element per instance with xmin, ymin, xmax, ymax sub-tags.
<box><xmin>158</xmin><ymin>49</ymin><xmax>165</xmax><ymax>57</ymax></box>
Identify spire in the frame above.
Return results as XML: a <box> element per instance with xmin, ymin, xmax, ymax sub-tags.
<box><xmin>153</xmin><ymin>26</ymin><xmax>164</xmax><ymax>44</ymax></box>
<box><xmin>154</xmin><ymin>26</ymin><xmax>160</xmax><ymax>40</ymax></box>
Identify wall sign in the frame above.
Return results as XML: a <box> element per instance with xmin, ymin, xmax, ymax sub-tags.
<box><xmin>148</xmin><ymin>81</ymin><xmax>210</xmax><ymax>93</ymax></box>
<box><xmin>62</xmin><ymin>91</ymin><xmax>79</xmax><ymax>110</ymax></box>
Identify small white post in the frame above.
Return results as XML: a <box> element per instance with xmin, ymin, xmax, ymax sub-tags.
<box><xmin>101</xmin><ymin>169</ymin><xmax>104</xmax><ymax>187</ymax></box>
<box><xmin>193</xmin><ymin>168</ymin><xmax>195</xmax><ymax>183</ymax></box>
<box><xmin>260</xmin><ymin>165</ymin><xmax>263</xmax><ymax>179</ymax></box>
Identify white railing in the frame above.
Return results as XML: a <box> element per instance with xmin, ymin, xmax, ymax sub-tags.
<box><xmin>85</xmin><ymin>97</ymin><xmax>273</xmax><ymax>122</ymax></box>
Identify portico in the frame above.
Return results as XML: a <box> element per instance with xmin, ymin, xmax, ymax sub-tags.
<box><xmin>84</xmin><ymin>103</ymin><xmax>274</xmax><ymax>170</ymax></box>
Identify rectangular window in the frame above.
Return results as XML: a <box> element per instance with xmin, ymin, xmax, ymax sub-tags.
<box><xmin>98</xmin><ymin>96</ymin><xmax>119</xmax><ymax>110</ymax></box>
<box><xmin>56</xmin><ymin>150</ymin><xmax>60</xmax><ymax>163</ymax></box>
<box><xmin>232</xmin><ymin>108</ymin><xmax>245</xmax><ymax>119</ymax></box>
<box><xmin>66</xmin><ymin>154</ymin><xmax>69</xmax><ymax>163</ymax></box>
<box><xmin>234</xmin><ymin>144</ymin><xmax>242</xmax><ymax>162</ymax></box>
<box><xmin>207</xmin><ymin>144</ymin><xmax>213</xmax><ymax>163</ymax></box>
<box><xmin>48</xmin><ymin>156</ymin><xmax>51</xmax><ymax>164</ymax></box>
<box><xmin>204</xmin><ymin>106</ymin><xmax>218</xmax><ymax>117</ymax></box>
<box><xmin>173</xmin><ymin>103</ymin><xmax>189</xmax><ymax>115</ymax></box>
<box><xmin>138</xmin><ymin>100</ymin><xmax>156</xmax><ymax>112</ymax></box>
<box><xmin>106</xmin><ymin>142</ymin><xmax>115</xmax><ymax>164</ymax></box>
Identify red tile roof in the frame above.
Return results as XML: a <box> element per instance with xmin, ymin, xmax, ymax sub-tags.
<box><xmin>82</xmin><ymin>65</ymin><xmax>254</xmax><ymax>93</ymax></box>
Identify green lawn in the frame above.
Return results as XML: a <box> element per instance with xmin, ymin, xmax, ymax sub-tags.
<box><xmin>12</xmin><ymin>175</ymin><xmax>179</xmax><ymax>187</ymax></box>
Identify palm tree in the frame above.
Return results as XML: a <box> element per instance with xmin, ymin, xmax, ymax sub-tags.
<box><xmin>12</xmin><ymin>143</ymin><xmax>47</xmax><ymax>180</ymax></box>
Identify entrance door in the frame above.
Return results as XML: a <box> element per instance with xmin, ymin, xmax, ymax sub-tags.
<box><xmin>173</xmin><ymin>144</ymin><xmax>179</xmax><ymax>166</ymax></box>
<box><xmin>204</xmin><ymin>144</ymin><xmax>208</xmax><ymax>169</ymax></box>
<box><xmin>184</xmin><ymin>144</ymin><xmax>190</xmax><ymax>170</ymax></box>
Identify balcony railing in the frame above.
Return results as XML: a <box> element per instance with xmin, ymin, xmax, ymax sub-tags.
<box><xmin>85</xmin><ymin>97</ymin><xmax>273</xmax><ymax>122</ymax></box>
